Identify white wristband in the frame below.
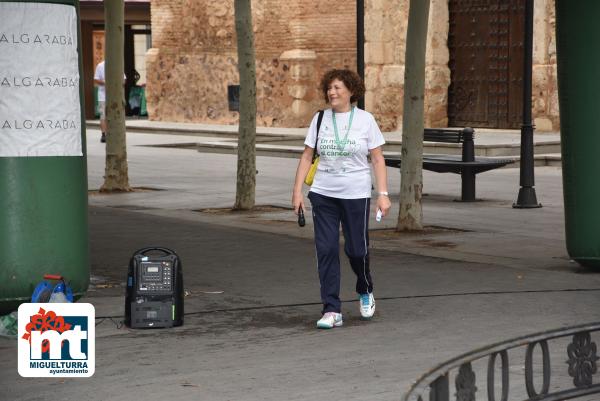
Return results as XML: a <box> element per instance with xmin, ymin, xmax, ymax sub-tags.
<box><xmin>378</xmin><ymin>191</ymin><xmax>389</xmax><ymax>196</ymax></box>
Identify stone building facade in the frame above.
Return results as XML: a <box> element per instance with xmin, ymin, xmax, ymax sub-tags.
<box><xmin>146</xmin><ymin>0</ymin><xmax>356</xmax><ymax>127</ymax></box>
<box><xmin>146</xmin><ymin>0</ymin><xmax>559</xmax><ymax>131</ymax></box>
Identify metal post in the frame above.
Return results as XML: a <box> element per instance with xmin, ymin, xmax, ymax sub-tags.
<box><xmin>429</xmin><ymin>374</ymin><xmax>450</xmax><ymax>401</ymax></box>
<box><xmin>357</xmin><ymin>0</ymin><xmax>365</xmax><ymax>110</ymax></box>
<box><xmin>514</xmin><ymin>0</ymin><xmax>542</xmax><ymax>208</ymax></box>
<box><xmin>461</xmin><ymin>128</ymin><xmax>476</xmax><ymax>201</ymax></box>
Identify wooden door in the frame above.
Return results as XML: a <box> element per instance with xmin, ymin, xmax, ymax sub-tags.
<box><xmin>448</xmin><ymin>0</ymin><xmax>525</xmax><ymax>129</ymax></box>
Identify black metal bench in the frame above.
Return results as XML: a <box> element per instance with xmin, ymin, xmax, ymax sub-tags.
<box><xmin>384</xmin><ymin>128</ymin><xmax>514</xmax><ymax>201</ymax></box>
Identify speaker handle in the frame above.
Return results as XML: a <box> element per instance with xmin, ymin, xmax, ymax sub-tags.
<box><xmin>135</xmin><ymin>246</ymin><xmax>175</xmax><ymax>256</ymax></box>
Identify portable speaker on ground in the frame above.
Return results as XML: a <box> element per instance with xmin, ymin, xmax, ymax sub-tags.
<box><xmin>125</xmin><ymin>247</ymin><xmax>184</xmax><ymax>328</ymax></box>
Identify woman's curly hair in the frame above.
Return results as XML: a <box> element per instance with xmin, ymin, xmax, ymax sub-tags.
<box><xmin>320</xmin><ymin>69</ymin><xmax>365</xmax><ymax>104</ymax></box>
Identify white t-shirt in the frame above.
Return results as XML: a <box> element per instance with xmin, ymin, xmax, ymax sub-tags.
<box><xmin>94</xmin><ymin>61</ymin><xmax>126</xmax><ymax>102</ymax></box>
<box><xmin>94</xmin><ymin>61</ymin><xmax>106</xmax><ymax>102</ymax></box>
<box><xmin>304</xmin><ymin>107</ymin><xmax>385</xmax><ymax>199</ymax></box>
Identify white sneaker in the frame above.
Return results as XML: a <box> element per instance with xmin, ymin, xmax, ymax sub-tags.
<box><xmin>316</xmin><ymin>312</ymin><xmax>343</xmax><ymax>329</ymax></box>
<box><xmin>359</xmin><ymin>293</ymin><xmax>375</xmax><ymax>319</ymax></box>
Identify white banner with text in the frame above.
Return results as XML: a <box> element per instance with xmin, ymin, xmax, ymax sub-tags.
<box><xmin>0</xmin><ymin>2</ymin><xmax>82</xmax><ymax>157</ymax></box>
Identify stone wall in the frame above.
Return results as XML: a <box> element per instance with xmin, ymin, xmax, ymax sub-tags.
<box><xmin>363</xmin><ymin>0</ymin><xmax>450</xmax><ymax>132</ymax></box>
<box><xmin>364</xmin><ymin>0</ymin><xmax>559</xmax><ymax>131</ymax></box>
<box><xmin>532</xmin><ymin>0</ymin><xmax>559</xmax><ymax>131</ymax></box>
<box><xmin>146</xmin><ymin>0</ymin><xmax>356</xmax><ymax>127</ymax></box>
<box><xmin>424</xmin><ymin>0</ymin><xmax>451</xmax><ymax>128</ymax></box>
<box><xmin>363</xmin><ymin>0</ymin><xmax>406</xmax><ymax>132</ymax></box>
<box><xmin>148</xmin><ymin>0</ymin><xmax>559</xmax><ymax>131</ymax></box>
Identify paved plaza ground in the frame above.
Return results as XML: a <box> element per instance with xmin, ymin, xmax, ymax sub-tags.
<box><xmin>1</xmin><ymin>125</ymin><xmax>599</xmax><ymax>401</ymax></box>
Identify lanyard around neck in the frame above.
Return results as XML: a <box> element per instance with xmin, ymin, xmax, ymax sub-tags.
<box><xmin>331</xmin><ymin>107</ymin><xmax>355</xmax><ymax>152</ymax></box>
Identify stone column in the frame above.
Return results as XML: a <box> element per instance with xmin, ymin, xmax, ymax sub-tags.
<box><xmin>280</xmin><ymin>49</ymin><xmax>317</xmax><ymax>124</ymax></box>
<box><xmin>424</xmin><ymin>0</ymin><xmax>450</xmax><ymax>128</ymax></box>
<box><xmin>364</xmin><ymin>0</ymin><xmax>407</xmax><ymax>131</ymax></box>
<box><xmin>144</xmin><ymin>48</ymin><xmax>159</xmax><ymax>119</ymax></box>
<box><xmin>532</xmin><ymin>0</ymin><xmax>559</xmax><ymax>131</ymax></box>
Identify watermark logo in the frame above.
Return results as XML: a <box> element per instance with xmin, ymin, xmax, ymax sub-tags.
<box><xmin>18</xmin><ymin>303</ymin><xmax>95</xmax><ymax>377</ymax></box>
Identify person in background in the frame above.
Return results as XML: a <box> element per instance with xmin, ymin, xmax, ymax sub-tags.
<box><xmin>94</xmin><ymin>60</ymin><xmax>107</xmax><ymax>143</ymax></box>
<box><xmin>292</xmin><ymin>69</ymin><xmax>391</xmax><ymax>329</ymax></box>
<box><xmin>94</xmin><ymin>60</ymin><xmax>126</xmax><ymax>143</ymax></box>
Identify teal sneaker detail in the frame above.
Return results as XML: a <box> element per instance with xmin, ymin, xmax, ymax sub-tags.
<box><xmin>359</xmin><ymin>293</ymin><xmax>375</xmax><ymax>319</ymax></box>
<box><xmin>316</xmin><ymin>312</ymin><xmax>343</xmax><ymax>329</ymax></box>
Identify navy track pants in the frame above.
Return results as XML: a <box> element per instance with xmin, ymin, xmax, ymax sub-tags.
<box><xmin>308</xmin><ymin>191</ymin><xmax>373</xmax><ymax>314</ymax></box>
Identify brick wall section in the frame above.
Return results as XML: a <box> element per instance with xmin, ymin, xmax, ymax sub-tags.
<box><xmin>150</xmin><ymin>1</ymin><xmax>183</xmax><ymax>50</ymax></box>
<box><xmin>146</xmin><ymin>0</ymin><xmax>357</xmax><ymax>127</ymax></box>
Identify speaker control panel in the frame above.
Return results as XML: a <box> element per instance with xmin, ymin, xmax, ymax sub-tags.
<box><xmin>138</xmin><ymin>261</ymin><xmax>172</xmax><ymax>292</ymax></box>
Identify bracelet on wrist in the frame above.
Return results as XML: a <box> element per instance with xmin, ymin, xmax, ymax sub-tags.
<box><xmin>377</xmin><ymin>191</ymin><xmax>389</xmax><ymax>196</ymax></box>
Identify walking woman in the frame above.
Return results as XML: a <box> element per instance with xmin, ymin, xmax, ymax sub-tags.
<box><xmin>292</xmin><ymin>69</ymin><xmax>391</xmax><ymax>329</ymax></box>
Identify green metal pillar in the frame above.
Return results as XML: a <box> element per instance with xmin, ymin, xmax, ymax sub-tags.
<box><xmin>0</xmin><ymin>0</ymin><xmax>88</xmax><ymax>314</ymax></box>
<box><xmin>555</xmin><ymin>1</ymin><xmax>600</xmax><ymax>267</ymax></box>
